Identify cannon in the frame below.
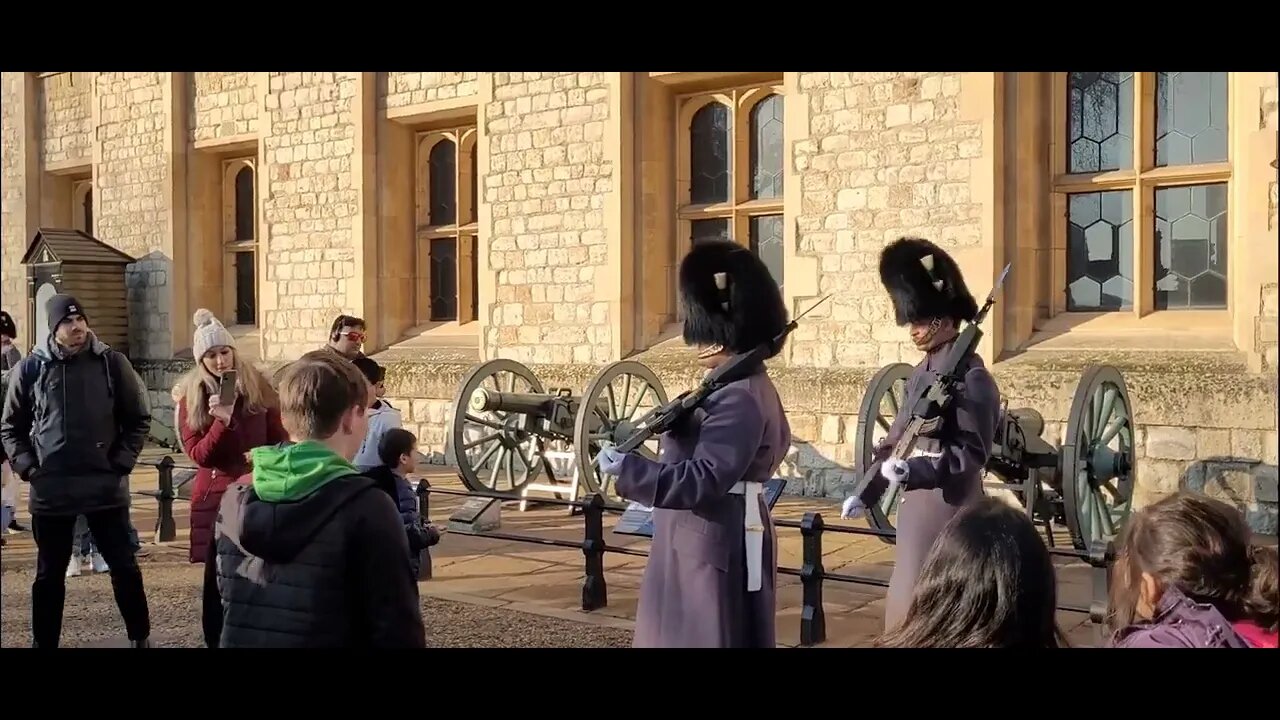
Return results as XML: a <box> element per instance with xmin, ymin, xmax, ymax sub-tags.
<box><xmin>853</xmin><ymin>362</ymin><xmax>1136</xmax><ymax>552</ymax></box>
<box><xmin>446</xmin><ymin>359</ymin><xmax>669</xmax><ymax>499</ymax></box>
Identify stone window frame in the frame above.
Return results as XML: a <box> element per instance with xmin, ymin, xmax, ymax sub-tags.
<box><xmin>71</xmin><ymin>178</ymin><xmax>93</xmax><ymax>234</ymax></box>
<box><xmin>675</xmin><ymin>82</ymin><xmax>786</xmax><ymax>282</ymax></box>
<box><xmin>414</xmin><ymin>125</ymin><xmax>479</xmax><ymax>326</ymax></box>
<box><xmin>221</xmin><ymin>157</ymin><xmax>259</xmax><ymax>327</ymax></box>
<box><xmin>1048</xmin><ymin>71</ymin><xmax>1233</xmax><ymax>320</ymax></box>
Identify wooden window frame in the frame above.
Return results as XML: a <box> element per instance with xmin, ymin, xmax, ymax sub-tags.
<box><xmin>675</xmin><ymin>82</ymin><xmax>785</xmax><ymax>257</ymax></box>
<box><xmin>1048</xmin><ymin>72</ymin><xmax>1233</xmax><ymax>319</ymax></box>
<box><xmin>221</xmin><ymin>157</ymin><xmax>258</xmax><ymax>327</ymax></box>
<box><xmin>415</xmin><ymin>126</ymin><xmax>478</xmax><ymax>326</ymax></box>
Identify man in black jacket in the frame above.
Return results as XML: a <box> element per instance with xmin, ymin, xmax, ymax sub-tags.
<box><xmin>203</xmin><ymin>349</ymin><xmax>426</xmax><ymax>648</ymax></box>
<box><xmin>0</xmin><ymin>294</ymin><xmax>153</xmax><ymax>648</ymax></box>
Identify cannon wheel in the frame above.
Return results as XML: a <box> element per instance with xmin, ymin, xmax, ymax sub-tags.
<box><xmin>854</xmin><ymin>362</ymin><xmax>913</xmax><ymax>545</ymax></box>
<box><xmin>1059</xmin><ymin>365</ymin><xmax>1137</xmax><ymax>552</ymax></box>
<box><xmin>449</xmin><ymin>359</ymin><xmax>546</xmax><ymax>495</ymax></box>
<box><xmin>574</xmin><ymin>361</ymin><xmax>668</xmax><ymax>502</ymax></box>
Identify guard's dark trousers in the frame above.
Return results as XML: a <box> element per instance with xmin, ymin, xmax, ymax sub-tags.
<box><xmin>30</xmin><ymin>507</ymin><xmax>150</xmax><ymax>647</ymax></box>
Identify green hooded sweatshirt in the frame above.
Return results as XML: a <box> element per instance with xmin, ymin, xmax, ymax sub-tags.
<box><xmin>250</xmin><ymin>440</ymin><xmax>359</xmax><ymax>503</ymax></box>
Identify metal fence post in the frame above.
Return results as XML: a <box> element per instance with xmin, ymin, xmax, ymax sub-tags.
<box><xmin>799</xmin><ymin>511</ymin><xmax>827</xmax><ymax>647</ymax></box>
<box><xmin>580</xmin><ymin>493</ymin><xmax>608</xmax><ymax>612</ymax></box>
<box><xmin>415</xmin><ymin>479</ymin><xmax>433</xmax><ymax>581</ymax></box>
<box><xmin>153</xmin><ymin>456</ymin><xmax>177</xmax><ymax>543</ymax></box>
<box><xmin>1088</xmin><ymin>538</ymin><xmax>1113</xmax><ymax>647</ymax></box>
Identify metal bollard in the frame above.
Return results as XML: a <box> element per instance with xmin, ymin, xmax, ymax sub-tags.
<box><xmin>799</xmin><ymin>512</ymin><xmax>827</xmax><ymax>647</ymax></box>
<box><xmin>580</xmin><ymin>493</ymin><xmax>608</xmax><ymax>612</ymax></box>
<box><xmin>415</xmin><ymin>478</ymin><xmax>433</xmax><ymax>581</ymax></box>
<box><xmin>154</xmin><ymin>456</ymin><xmax>177</xmax><ymax>543</ymax></box>
<box><xmin>1088</xmin><ymin>538</ymin><xmax>1114</xmax><ymax>647</ymax></box>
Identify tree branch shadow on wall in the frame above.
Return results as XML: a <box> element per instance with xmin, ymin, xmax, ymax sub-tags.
<box><xmin>777</xmin><ymin>436</ymin><xmax>857</xmax><ymax>501</ymax></box>
<box><xmin>1178</xmin><ymin>456</ymin><xmax>1278</xmax><ymax>537</ymax></box>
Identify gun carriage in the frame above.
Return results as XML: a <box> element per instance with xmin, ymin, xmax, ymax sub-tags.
<box><xmin>447</xmin><ymin>358</ymin><xmax>669</xmax><ymax>500</ymax></box>
<box><xmin>853</xmin><ymin>345</ymin><xmax>1136</xmax><ymax>553</ymax></box>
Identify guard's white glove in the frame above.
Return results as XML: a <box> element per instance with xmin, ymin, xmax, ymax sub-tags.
<box><xmin>841</xmin><ymin>495</ymin><xmax>866</xmax><ymax>520</ymax></box>
<box><xmin>597</xmin><ymin>446</ymin><xmax>627</xmax><ymax>476</ymax></box>
<box><xmin>881</xmin><ymin>458</ymin><xmax>910</xmax><ymax>485</ymax></box>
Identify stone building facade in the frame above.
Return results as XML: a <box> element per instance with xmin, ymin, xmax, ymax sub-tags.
<box><xmin>2</xmin><ymin>71</ymin><xmax>1277</xmax><ymax>532</ymax></box>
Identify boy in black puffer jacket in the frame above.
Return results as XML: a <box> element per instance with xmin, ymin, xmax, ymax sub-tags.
<box><xmin>363</xmin><ymin>428</ymin><xmax>440</xmax><ymax>579</ymax></box>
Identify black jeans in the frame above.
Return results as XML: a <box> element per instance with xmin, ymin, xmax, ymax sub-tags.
<box><xmin>30</xmin><ymin>507</ymin><xmax>151</xmax><ymax>647</ymax></box>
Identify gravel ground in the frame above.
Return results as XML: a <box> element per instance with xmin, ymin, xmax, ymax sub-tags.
<box><xmin>1</xmin><ymin>557</ymin><xmax>633</xmax><ymax>648</ymax></box>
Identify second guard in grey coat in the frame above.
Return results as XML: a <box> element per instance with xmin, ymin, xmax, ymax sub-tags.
<box><xmin>846</xmin><ymin>237</ymin><xmax>1002</xmax><ymax>632</ymax></box>
<box><xmin>600</xmin><ymin>239</ymin><xmax>791</xmax><ymax>648</ymax></box>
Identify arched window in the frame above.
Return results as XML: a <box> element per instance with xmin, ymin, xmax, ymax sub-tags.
<box><xmin>678</xmin><ymin>86</ymin><xmax>786</xmax><ymax>291</ymax></box>
<box><xmin>429</xmin><ymin>139</ymin><xmax>457</xmax><ymax>227</ymax></box>
<box><xmin>416</xmin><ymin>129</ymin><xmax>479</xmax><ymax>325</ymax></box>
<box><xmin>223</xmin><ymin>158</ymin><xmax>258</xmax><ymax>327</ymax></box>
<box><xmin>234</xmin><ymin>166</ymin><xmax>254</xmax><ymax>241</ymax></box>
<box><xmin>82</xmin><ymin>188</ymin><xmax>93</xmax><ymax>234</ymax></box>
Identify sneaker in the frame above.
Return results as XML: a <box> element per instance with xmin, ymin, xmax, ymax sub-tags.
<box><xmin>7</xmin><ymin>517</ymin><xmax>27</xmax><ymax>533</ymax></box>
<box><xmin>66</xmin><ymin>556</ymin><xmax>84</xmax><ymax>577</ymax></box>
<box><xmin>90</xmin><ymin>552</ymin><xmax>109</xmax><ymax>573</ymax></box>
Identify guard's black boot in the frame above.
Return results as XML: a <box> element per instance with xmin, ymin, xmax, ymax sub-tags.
<box><xmin>131</xmin><ymin>637</ymin><xmax>152</xmax><ymax>648</ymax></box>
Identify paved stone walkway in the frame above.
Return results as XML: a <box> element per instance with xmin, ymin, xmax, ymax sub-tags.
<box><xmin>1</xmin><ymin>447</ymin><xmax>1106</xmax><ymax>648</ymax></box>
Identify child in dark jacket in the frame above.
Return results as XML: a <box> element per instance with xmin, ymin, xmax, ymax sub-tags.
<box><xmin>1107</xmin><ymin>491</ymin><xmax>1278</xmax><ymax>648</ymax></box>
<box><xmin>363</xmin><ymin>428</ymin><xmax>440</xmax><ymax>578</ymax></box>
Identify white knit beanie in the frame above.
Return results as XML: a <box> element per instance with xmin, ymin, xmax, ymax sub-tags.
<box><xmin>192</xmin><ymin>308</ymin><xmax>236</xmax><ymax>358</ymax></box>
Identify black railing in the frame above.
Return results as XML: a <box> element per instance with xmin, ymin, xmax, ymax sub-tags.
<box><xmin>418</xmin><ymin>482</ymin><xmax>1117</xmax><ymax>648</ymax></box>
<box><xmin>772</xmin><ymin>513</ymin><xmax>1116</xmax><ymax>647</ymax></box>
<box><xmin>135</xmin><ymin>456</ymin><xmax>197</xmax><ymax>543</ymax></box>
<box><xmin>132</xmin><ymin>457</ymin><xmax>1116</xmax><ymax>647</ymax></box>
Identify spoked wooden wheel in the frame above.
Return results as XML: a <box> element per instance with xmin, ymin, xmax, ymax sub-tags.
<box><xmin>854</xmin><ymin>363</ymin><xmax>913</xmax><ymax>545</ymax></box>
<box><xmin>573</xmin><ymin>361</ymin><xmax>668</xmax><ymax>503</ymax></box>
<box><xmin>448</xmin><ymin>359</ymin><xmax>546</xmax><ymax>494</ymax></box>
<box><xmin>1059</xmin><ymin>365</ymin><xmax>1137</xmax><ymax>552</ymax></box>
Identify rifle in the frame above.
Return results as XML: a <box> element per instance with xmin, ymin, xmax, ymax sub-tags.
<box><xmin>612</xmin><ymin>294</ymin><xmax>833</xmax><ymax>455</ymax></box>
<box><xmin>853</xmin><ymin>263</ymin><xmax>1012</xmax><ymax>520</ymax></box>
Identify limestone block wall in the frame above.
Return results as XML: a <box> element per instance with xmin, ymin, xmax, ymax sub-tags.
<box><xmin>94</xmin><ymin>72</ymin><xmax>172</xmax><ymax>358</ymax></box>
<box><xmin>485</xmin><ymin>72</ymin><xmax>615</xmax><ymax>365</ymax></box>
<box><xmin>260</xmin><ymin>72</ymin><xmax>359</xmax><ymax>360</ymax></box>
<box><xmin>382</xmin><ymin>72</ymin><xmax>479</xmax><ymax>110</ymax></box>
<box><xmin>189</xmin><ymin>72</ymin><xmax>258</xmax><ymax>144</ymax></box>
<box><xmin>789</xmin><ymin>72</ymin><xmax>986</xmax><ymax>368</ymax></box>
<box><xmin>38</xmin><ymin>72</ymin><xmax>93</xmax><ymax>168</ymax></box>
<box><xmin>1</xmin><ymin>73</ymin><xmax>27</xmax><ymax>321</ymax></box>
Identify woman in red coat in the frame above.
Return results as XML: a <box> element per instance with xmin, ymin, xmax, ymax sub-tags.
<box><xmin>177</xmin><ymin>309</ymin><xmax>287</xmax><ymax>564</ymax></box>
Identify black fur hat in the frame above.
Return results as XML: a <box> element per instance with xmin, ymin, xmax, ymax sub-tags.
<box><xmin>679</xmin><ymin>239</ymin><xmax>788</xmax><ymax>357</ymax></box>
<box><xmin>0</xmin><ymin>310</ymin><xmax>14</xmax><ymax>339</ymax></box>
<box><xmin>879</xmin><ymin>237</ymin><xmax>978</xmax><ymax>326</ymax></box>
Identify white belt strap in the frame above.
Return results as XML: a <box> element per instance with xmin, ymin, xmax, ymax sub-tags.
<box><xmin>728</xmin><ymin>480</ymin><xmax>765</xmax><ymax>593</ymax></box>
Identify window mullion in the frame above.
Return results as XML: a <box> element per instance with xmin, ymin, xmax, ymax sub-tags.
<box><xmin>1133</xmin><ymin>72</ymin><xmax>1156</xmax><ymax>317</ymax></box>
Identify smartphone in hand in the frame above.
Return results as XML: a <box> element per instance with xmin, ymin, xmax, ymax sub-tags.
<box><xmin>218</xmin><ymin>370</ymin><xmax>237</xmax><ymax>407</ymax></box>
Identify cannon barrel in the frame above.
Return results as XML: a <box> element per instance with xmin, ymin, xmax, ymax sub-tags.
<box><xmin>468</xmin><ymin>387</ymin><xmax>568</xmax><ymax>417</ymax></box>
<box><xmin>449</xmin><ymin>358</ymin><xmax>670</xmax><ymax>497</ymax></box>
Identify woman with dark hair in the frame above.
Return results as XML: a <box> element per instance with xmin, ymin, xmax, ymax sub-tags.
<box><xmin>1108</xmin><ymin>491</ymin><xmax>1278</xmax><ymax>648</ymax></box>
<box><xmin>875</xmin><ymin>496</ymin><xmax>1066</xmax><ymax>648</ymax></box>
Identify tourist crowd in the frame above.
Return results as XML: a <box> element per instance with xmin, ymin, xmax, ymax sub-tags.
<box><xmin>0</xmin><ymin>301</ymin><xmax>1274</xmax><ymax>649</ymax></box>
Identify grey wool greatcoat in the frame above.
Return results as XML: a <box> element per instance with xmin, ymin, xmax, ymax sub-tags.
<box><xmin>860</xmin><ymin>337</ymin><xmax>1001</xmax><ymax>631</ymax></box>
<box><xmin>613</xmin><ymin>367</ymin><xmax>790</xmax><ymax>648</ymax></box>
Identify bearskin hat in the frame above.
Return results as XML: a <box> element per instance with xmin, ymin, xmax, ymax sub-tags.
<box><xmin>0</xmin><ymin>310</ymin><xmax>15</xmax><ymax>339</ymax></box>
<box><xmin>678</xmin><ymin>239</ymin><xmax>788</xmax><ymax>357</ymax></box>
<box><xmin>879</xmin><ymin>237</ymin><xmax>978</xmax><ymax>326</ymax></box>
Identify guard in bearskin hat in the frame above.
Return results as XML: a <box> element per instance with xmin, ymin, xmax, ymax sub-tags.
<box><xmin>597</xmin><ymin>239</ymin><xmax>791</xmax><ymax>648</ymax></box>
<box><xmin>841</xmin><ymin>236</ymin><xmax>1001</xmax><ymax>631</ymax></box>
